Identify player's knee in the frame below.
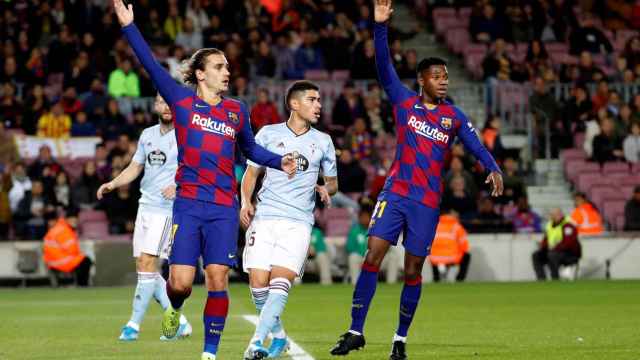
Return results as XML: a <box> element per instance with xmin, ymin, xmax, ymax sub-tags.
<box><xmin>205</xmin><ymin>272</ymin><xmax>228</xmax><ymax>291</ymax></box>
<box><xmin>136</xmin><ymin>254</ymin><xmax>157</xmax><ymax>272</ymax></box>
<box><xmin>168</xmin><ymin>281</ymin><xmax>192</xmax><ymax>297</ymax></box>
<box><xmin>364</xmin><ymin>249</ymin><xmax>385</xmax><ymax>267</ymax></box>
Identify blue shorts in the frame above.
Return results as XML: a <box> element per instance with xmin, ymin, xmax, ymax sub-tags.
<box><xmin>367</xmin><ymin>192</ymin><xmax>440</xmax><ymax>257</ymax></box>
<box><xmin>169</xmin><ymin>197</ymin><xmax>239</xmax><ymax>267</ymax></box>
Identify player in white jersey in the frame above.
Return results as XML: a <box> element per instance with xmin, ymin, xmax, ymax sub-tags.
<box><xmin>97</xmin><ymin>95</ymin><xmax>191</xmax><ymax>341</ymax></box>
<box><xmin>241</xmin><ymin>81</ymin><xmax>338</xmax><ymax>359</ymax></box>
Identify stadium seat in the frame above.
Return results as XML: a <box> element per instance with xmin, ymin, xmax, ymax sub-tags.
<box><xmin>304</xmin><ymin>70</ymin><xmax>329</xmax><ymax>80</ymax></box>
<box><xmin>577</xmin><ymin>173</ymin><xmax>606</xmax><ymax>193</ymax></box>
<box><xmin>458</xmin><ymin>7</ymin><xmax>472</xmax><ymax>18</ymax></box>
<box><xmin>602</xmin><ymin>162</ymin><xmax>630</xmax><ymax>174</ymax></box>
<box><xmin>615</xmin><ymin>214</ymin><xmax>626</xmax><ymax>232</ymax></box>
<box><xmin>325</xmin><ymin>218</ymin><xmax>352</xmax><ymax>237</ymax></box>
<box><xmin>619</xmin><ymin>175</ymin><xmax>640</xmax><ymax>187</ymax></box>
<box><xmin>565</xmin><ymin>160</ymin><xmax>600</xmax><ymax>184</ymax></box>
<box><xmin>81</xmin><ymin>221</ymin><xmax>109</xmax><ymax>239</ymax></box>
<box><xmin>588</xmin><ymin>187</ymin><xmax>625</xmax><ymax>211</ymax></box>
<box><xmin>573</xmin><ymin>132</ymin><xmax>586</xmax><ymax>150</ymax></box>
<box><xmin>331</xmin><ymin>70</ymin><xmax>350</xmax><ymax>80</ymax></box>
<box><xmin>434</xmin><ymin>17</ymin><xmax>461</xmax><ymax>36</ymax></box>
<box><xmin>432</xmin><ymin>7</ymin><xmax>457</xmax><ymax>19</ymax></box>
<box><xmin>632</xmin><ymin>163</ymin><xmax>640</xmax><ymax>174</ymax></box>
<box><xmin>560</xmin><ymin>148</ymin><xmax>587</xmax><ymax>163</ymax></box>
<box><xmin>603</xmin><ymin>200</ymin><xmax>626</xmax><ymax>225</ymax></box>
<box><xmin>79</xmin><ymin>209</ymin><xmax>107</xmax><ymax>223</ymax></box>
<box><xmin>324</xmin><ymin>207</ymin><xmax>351</xmax><ymax>221</ymax></box>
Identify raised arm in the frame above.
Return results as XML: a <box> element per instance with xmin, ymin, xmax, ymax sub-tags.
<box><xmin>113</xmin><ymin>0</ymin><xmax>190</xmax><ymax>105</ymax></box>
<box><xmin>454</xmin><ymin>109</ymin><xmax>503</xmax><ymax>197</ymax></box>
<box><xmin>373</xmin><ymin>0</ymin><xmax>414</xmax><ymax>104</ymax></box>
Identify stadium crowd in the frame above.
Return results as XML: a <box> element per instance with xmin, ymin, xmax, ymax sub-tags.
<box><xmin>0</xmin><ymin>0</ymin><xmax>639</xmax><ymax>286</ymax></box>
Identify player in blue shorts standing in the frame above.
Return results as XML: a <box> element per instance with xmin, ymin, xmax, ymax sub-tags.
<box><xmin>97</xmin><ymin>94</ymin><xmax>192</xmax><ymax>342</ymax></box>
<box><xmin>240</xmin><ymin>81</ymin><xmax>338</xmax><ymax>360</ymax></box>
<box><xmin>330</xmin><ymin>1</ymin><xmax>504</xmax><ymax>359</ymax></box>
<box><xmin>113</xmin><ymin>1</ymin><xmax>297</xmax><ymax>359</ymax></box>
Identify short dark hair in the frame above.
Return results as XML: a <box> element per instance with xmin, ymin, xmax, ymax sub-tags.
<box><xmin>416</xmin><ymin>57</ymin><xmax>447</xmax><ymax>75</ymax></box>
<box><xmin>181</xmin><ymin>48</ymin><xmax>225</xmax><ymax>86</ymax></box>
<box><xmin>284</xmin><ymin>80</ymin><xmax>319</xmax><ymax>111</ymax></box>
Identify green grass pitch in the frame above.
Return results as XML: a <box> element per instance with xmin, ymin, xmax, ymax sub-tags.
<box><xmin>1</xmin><ymin>280</ymin><xmax>639</xmax><ymax>359</ymax></box>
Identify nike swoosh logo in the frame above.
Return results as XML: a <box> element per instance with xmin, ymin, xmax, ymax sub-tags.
<box><xmin>195</xmin><ymin>104</ymin><xmax>208</xmax><ymax>108</ymax></box>
<box><xmin>414</xmin><ymin>104</ymin><xmax>423</xmax><ymax>110</ymax></box>
<box><xmin>228</xmin><ymin>254</ymin><xmax>236</xmax><ymax>259</ymax></box>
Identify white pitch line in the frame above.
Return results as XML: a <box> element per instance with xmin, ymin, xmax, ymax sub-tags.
<box><xmin>242</xmin><ymin>314</ymin><xmax>315</xmax><ymax>360</ymax></box>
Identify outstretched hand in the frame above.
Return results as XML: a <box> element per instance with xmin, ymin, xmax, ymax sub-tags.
<box><xmin>316</xmin><ymin>185</ymin><xmax>332</xmax><ymax>207</ymax></box>
<box><xmin>113</xmin><ymin>0</ymin><xmax>134</xmax><ymax>27</ymax></box>
<box><xmin>485</xmin><ymin>171</ymin><xmax>504</xmax><ymax>197</ymax></box>
<box><xmin>374</xmin><ymin>0</ymin><xmax>394</xmax><ymax>23</ymax></box>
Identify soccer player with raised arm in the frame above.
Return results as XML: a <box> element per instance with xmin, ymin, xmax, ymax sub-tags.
<box><xmin>97</xmin><ymin>95</ymin><xmax>192</xmax><ymax>342</ymax></box>
<box><xmin>112</xmin><ymin>1</ymin><xmax>297</xmax><ymax>359</ymax></box>
<box><xmin>240</xmin><ymin>81</ymin><xmax>338</xmax><ymax>360</ymax></box>
<box><xmin>330</xmin><ymin>1</ymin><xmax>504</xmax><ymax>359</ymax></box>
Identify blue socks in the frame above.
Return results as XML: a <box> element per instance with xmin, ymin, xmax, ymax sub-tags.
<box><xmin>251</xmin><ymin>286</ymin><xmax>285</xmax><ymax>338</ymax></box>
<box><xmin>349</xmin><ymin>262</ymin><xmax>379</xmax><ymax>334</ymax></box>
<box><xmin>396</xmin><ymin>276</ymin><xmax>422</xmax><ymax>338</ymax></box>
<box><xmin>127</xmin><ymin>272</ymin><xmax>157</xmax><ymax>330</ymax></box>
<box><xmin>252</xmin><ymin>278</ymin><xmax>291</xmax><ymax>343</ymax></box>
<box><xmin>203</xmin><ymin>291</ymin><xmax>228</xmax><ymax>355</ymax></box>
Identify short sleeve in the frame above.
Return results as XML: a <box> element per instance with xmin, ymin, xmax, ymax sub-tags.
<box><xmin>321</xmin><ymin>136</ymin><xmax>337</xmax><ymax>177</ymax></box>
<box><xmin>132</xmin><ymin>132</ymin><xmax>146</xmax><ymax>165</ymax></box>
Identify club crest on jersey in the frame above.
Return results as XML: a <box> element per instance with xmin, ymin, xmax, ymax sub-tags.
<box><xmin>440</xmin><ymin>117</ymin><xmax>452</xmax><ymax>130</ymax></box>
<box><xmin>191</xmin><ymin>113</ymin><xmax>236</xmax><ymax>138</ymax></box>
<box><xmin>408</xmin><ymin>116</ymin><xmax>450</xmax><ymax>144</ymax></box>
<box><xmin>227</xmin><ymin>112</ymin><xmax>239</xmax><ymax>124</ymax></box>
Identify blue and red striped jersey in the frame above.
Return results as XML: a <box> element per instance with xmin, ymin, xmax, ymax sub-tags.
<box><xmin>123</xmin><ymin>24</ymin><xmax>283</xmax><ymax>207</ymax></box>
<box><xmin>374</xmin><ymin>23</ymin><xmax>500</xmax><ymax>209</ymax></box>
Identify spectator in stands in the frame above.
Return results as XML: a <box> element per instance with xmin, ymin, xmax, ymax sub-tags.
<box><xmin>336</xmin><ymin>148</ymin><xmax>367</xmax><ymax>196</ymax></box>
<box><xmin>185</xmin><ymin>0</ymin><xmax>209</xmax><ymax>32</ymax></box>
<box><xmin>60</xmin><ymin>87</ymin><xmax>83</xmax><ymax>116</ymax></box>
<box><xmin>22</xmin><ymin>84</ymin><xmax>48</xmax><ymax>135</ymax></box>
<box><xmin>107</xmin><ymin>58</ymin><xmax>140</xmax><ymax>98</ymax></box>
<box><xmin>569</xmin><ymin>13</ymin><xmax>613</xmax><ymax>55</ymax></box>
<box><xmin>14</xmin><ymin>180</ymin><xmax>54</xmax><ymax>240</ymax></box>
<box><xmin>563</xmin><ymin>83</ymin><xmax>592</xmax><ymax>133</ymax></box>
<box><xmin>444</xmin><ymin>156</ymin><xmax>478</xmax><ymax>198</ymax></box>
<box><xmin>0</xmin><ymin>167</ymin><xmax>11</xmax><ymax>239</ymax></box>
<box><xmin>345</xmin><ymin>117</ymin><xmax>373</xmax><ymax>161</ymax></box>
<box><xmin>615</xmin><ymin>104</ymin><xmax>634</xmax><ymax>140</ymax></box>
<box><xmin>500</xmin><ymin>157</ymin><xmax>526</xmax><ymax>204</ymax></box>
<box><xmin>98</xmin><ymin>185</ymin><xmax>137</xmax><ymax>234</ymax></box>
<box><xmin>64</xmin><ymin>51</ymin><xmax>94</xmax><ymax>94</ymax></box>
<box><xmin>294</xmin><ymin>31</ymin><xmax>325</xmax><ymax>78</ymax></box>
<box><xmin>532</xmin><ymin>208</ymin><xmax>581</xmax><ymax>281</ymax></box>
<box><xmin>570</xmin><ymin>192</ymin><xmax>604</xmax><ymax>235</ymax></box>
<box><xmin>592</xmin><ymin>117</ymin><xmax>624</xmax><ymax>164</ymax></box>
<box><xmin>254</xmin><ymin>40</ymin><xmax>277</xmax><ymax>78</ymax></box>
<box><xmin>71</xmin><ymin>111</ymin><xmax>96</xmax><ymax>137</ymax></box>
<box><xmin>250</xmin><ymin>88</ymin><xmax>280</xmax><ymax>132</ymax></box>
<box><xmin>53</xmin><ymin>171</ymin><xmax>72</xmax><ymax>211</ymax></box>
<box><xmin>0</xmin><ymin>83</ymin><xmax>23</xmax><ymax>129</ymax></box>
<box><xmin>37</xmin><ymin>102</ymin><xmax>71</xmax><ymax>138</ymax></box>
<box><xmin>331</xmin><ymin>81</ymin><xmax>365</xmax><ymax>137</ymax></box>
<box><xmin>308</xmin><ymin>222</ymin><xmax>332</xmax><ymax>285</ymax></box>
<box><xmin>481</xmin><ymin>115</ymin><xmax>505</xmax><ymax>161</ymax></box>
<box><xmin>72</xmin><ymin>161</ymin><xmax>101</xmax><ymax>210</ymax></box>
<box><xmin>27</xmin><ymin>145</ymin><xmax>63</xmax><ymax>180</ymax></box>
<box><xmin>482</xmin><ymin>38</ymin><xmax>512</xmax><ymax>81</ymax></box>
<box><xmin>8</xmin><ymin>162</ymin><xmax>30</xmax><ymax>217</ymax></box>
<box><xmin>469</xmin><ymin>196</ymin><xmax>512</xmax><ymax>233</ymax></box>
<box><xmin>175</xmin><ymin>18</ymin><xmax>203</xmax><ymax>53</ymax></box>
<box><xmin>470</xmin><ymin>3</ymin><xmax>505</xmax><ymax>43</ymax></box>
<box><xmin>525</xmin><ymin>40</ymin><xmax>551</xmax><ymax>80</ymax></box>
<box><xmin>0</xmin><ymin>123</ymin><xmax>19</xmax><ymax>170</ymax></box>
<box><xmin>623</xmin><ymin>122</ymin><xmax>640</xmax><ymax>163</ymax></box>
<box><xmin>350</xmin><ymin>38</ymin><xmax>377</xmax><ymax>79</ymax></box>
<box><xmin>510</xmin><ymin>196</ymin><xmax>542</xmax><ymax>233</ymax></box>
<box><xmin>577</xmin><ymin>51</ymin><xmax>604</xmax><ymax>84</ymax></box>
<box><xmin>624</xmin><ymin>36</ymin><xmax>640</xmax><ymax>70</ymax></box>
<box><xmin>346</xmin><ymin>206</ymin><xmax>371</xmax><ymax>285</ymax></box>
<box><xmin>273</xmin><ymin>34</ymin><xmax>297</xmax><ymax>79</ymax></box>
<box><xmin>82</xmin><ymin>79</ymin><xmax>109</xmax><ymax>118</ymax></box>
<box><xmin>163</xmin><ymin>3</ymin><xmax>183</xmax><ymax>41</ymax></box>
<box><xmin>530</xmin><ymin>77</ymin><xmax>569</xmax><ymax>157</ymax></box>
<box><xmin>43</xmin><ymin>208</ymin><xmax>93</xmax><ymax>286</ymax></box>
<box><xmin>441</xmin><ymin>176</ymin><xmax>477</xmax><ymax>221</ymax></box>
<box><xmin>624</xmin><ymin>186</ymin><xmax>640</xmax><ymax>231</ymax></box>
<box><xmin>429</xmin><ymin>208</ymin><xmax>471</xmax><ymax>282</ymax></box>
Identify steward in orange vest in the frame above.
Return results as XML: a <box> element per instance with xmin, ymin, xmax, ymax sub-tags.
<box><xmin>42</xmin><ymin>210</ymin><xmax>92</xmax><ymax>286</ymax></box>
<box><xmin>428</xmin><ymin>209</ymin><xmax>471</xmax><ymax>282</ymax></box>
<box><xmin>570</xmin><ymin>192</ymin><xmax>604</xmax><ymax>235</ymax></box>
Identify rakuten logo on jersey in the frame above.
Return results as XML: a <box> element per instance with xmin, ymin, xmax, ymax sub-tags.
<box><xmin>191</xmin><ymin>113</ymin><xmax>236</xmax><ymax>138</ymax></box>
<box><xmin>408</xmin><ymin>116</ymin><xmax>450</xmax><ymax>144</ymax></box>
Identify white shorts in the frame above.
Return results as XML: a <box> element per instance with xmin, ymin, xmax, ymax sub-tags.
<box><xmin>132</xmin><ymin>210</ymin><xmax>173</xmax><ymax>259</ymax></box>
<box><xmin>243</xmin><ymin>219</ymin><xmax>312</xmax><ymax>276</ymax></box>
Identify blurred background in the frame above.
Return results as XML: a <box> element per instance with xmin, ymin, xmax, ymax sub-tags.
<box><xmin>0</xmin><ymin>0</ymin><xmax>639</xmax><ymax>287</ymax></box>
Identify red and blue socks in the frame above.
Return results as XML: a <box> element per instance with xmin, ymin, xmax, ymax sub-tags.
<box><xmin>349</xmin><ymin>262</ymin><xmax>379</xmax><ymax>334</ymax></box>
<box><xmin>203</xmin><ymin>291</ymin><xmax>229</xmax><ymax>355</ymax></box>
<box><xmin>396</xmin><ymin>276</ymin><xmax>422</xmax><ymax>339</ymax></box>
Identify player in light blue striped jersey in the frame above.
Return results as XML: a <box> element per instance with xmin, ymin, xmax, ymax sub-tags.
<box><xmin>97</xmin><ymin>94</ymin><xmax>191</xmax><ymax>341</ymax></box>
<box><xmin>241</xmin><ymin>81</ymin><xmax>338</xmax><ymax>359</ymax></box>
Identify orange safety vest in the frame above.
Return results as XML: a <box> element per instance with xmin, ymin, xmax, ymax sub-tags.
<box><xmin>570</xmin><ymin>203</ymin><xmax>604</xmax><ymax>235</ymax></box>
<box><xmin>429</xmin><ymin>214</ymin><xmax>469</xmax><ymax>265</ymax></box>
<box><xmin>42</xmin><ymin>218</ymin><xmax>85</xmax><ymax>273</ymax></box>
